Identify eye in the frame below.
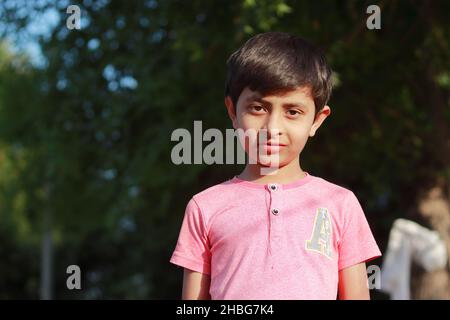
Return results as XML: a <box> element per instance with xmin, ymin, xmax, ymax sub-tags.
<box><xmin>249</xmin><ymin>105</ymin><xmax>266</xmax><ymax>114</ymax></box>
<box><xmin>287</xmin><ymin>109</ymin><xmax>302</xmax><ymax>117</ymax></box>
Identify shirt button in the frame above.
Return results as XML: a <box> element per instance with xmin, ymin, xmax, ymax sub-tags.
<box><xmin>271</xmin><ymin>208</ymin><xmax>279</xmax><ymax>215</ymax></box>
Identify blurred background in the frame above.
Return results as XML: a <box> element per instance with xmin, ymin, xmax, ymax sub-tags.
<box><xmin>0</xmin><ymin>0</ymin><xmax>448</xmax><ymax>299</ymax></box>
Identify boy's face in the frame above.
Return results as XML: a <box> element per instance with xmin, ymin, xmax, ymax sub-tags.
<box><xmin>225</xmin><ymin>86</ymin><xmax>331</xmax><ymax>168</ymax></box>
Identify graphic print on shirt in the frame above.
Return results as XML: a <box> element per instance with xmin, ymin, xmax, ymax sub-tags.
<box><xmin>305</xmin><ymin>207</ymin><xmax>333</xmax><ymax>260</ymax></box>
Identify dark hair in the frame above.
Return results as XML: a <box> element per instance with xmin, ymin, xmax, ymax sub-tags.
<box><xmin>224</xmin><ymin>32</ymin><xmax>333</xmax><ymax>114</ymax></box>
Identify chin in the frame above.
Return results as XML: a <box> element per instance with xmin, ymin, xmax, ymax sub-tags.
<box><xmin>256</xmin><ymin>155</ymin><xmax>288</xmax><ymax>168</ymax></box>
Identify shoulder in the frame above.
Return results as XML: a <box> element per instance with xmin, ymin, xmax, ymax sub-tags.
<box><xmin>191</xmin><ymin>177</ymin><xmax>238</xmax><ymax>203</ymax></box>
<box><xmin>308</xmin><ymin>175</ymin><xmax>355</xmax><ymax>201</ymax></box>
<box><xmin>309</xmin><ymin>176</ymin><xmax>370</xmax><ymax>242</ymax></box>
<box><xmin>306</xmin><ymin>175</ymin><xmax>364</xmax><ymax>222</ymax></box>
<box><xmin>187</xmin><ymin>177</ymin><xmax>244</xmax><ymax>220</ymax></box>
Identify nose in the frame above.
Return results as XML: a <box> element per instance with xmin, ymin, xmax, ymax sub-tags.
<box><xmin>261</xmin><ymin>111</ymin><xmax>283</xmax><ymax>140</ymax></box>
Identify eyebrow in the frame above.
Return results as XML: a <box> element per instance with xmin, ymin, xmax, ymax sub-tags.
<box><xmin>245</xmin><ymin>95</ymin><xmax>309</xmax><ymax>111</ymax></box>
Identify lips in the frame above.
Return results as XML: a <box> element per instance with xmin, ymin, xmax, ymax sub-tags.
<box><xmin>258</xmin><ymin>142</ymin><xmax>286</xmax><ymax>154</ymax></box>
<box><xmin>265</xmin><ymin>141</ymin><xmax>287</xmax><ymax>146</ymax></box>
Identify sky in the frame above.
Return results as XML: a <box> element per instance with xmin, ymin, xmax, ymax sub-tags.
<box><xmin>1</xmin><ymin>3</ymin><xmax>60</xmax><ymax>67</ymax></box>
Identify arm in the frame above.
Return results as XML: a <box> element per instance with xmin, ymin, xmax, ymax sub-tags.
<box><xmin>338</xmin><ymin>262</ymin><xmax>370</xmax><ymax>300</ymax></box>
<box><xmin>182</xmin><ymin>268</ymin><xmax>211</xmax><ymax>300</ymax></box>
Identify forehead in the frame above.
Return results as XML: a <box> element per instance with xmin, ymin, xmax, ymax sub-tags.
<box><xmin>239</xmin><ymin>86</ymin><xmax>314</xmax><ymax>106</ymax></box>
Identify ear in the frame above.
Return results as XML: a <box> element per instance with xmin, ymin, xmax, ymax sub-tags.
<box><xmin>309</xmin><ymin>105</ymin><xmax>331</xmax><ymax>137</ymax></box>
<box><xmin>224</xmin><ymin>96</ymin><xmax>238</xmax><ymax>129</ymax></box>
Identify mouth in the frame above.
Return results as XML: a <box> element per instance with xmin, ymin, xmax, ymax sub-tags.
<box><xmin>258</xmin><ymin>143</ymin><xmax>287</xmax><ymax>154</ymax></box>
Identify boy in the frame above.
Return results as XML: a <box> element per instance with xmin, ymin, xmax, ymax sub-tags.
<box><xmin>170</xmin><ymin>32</ymin><xmax>382</xmax><ymax>300</ymax></box>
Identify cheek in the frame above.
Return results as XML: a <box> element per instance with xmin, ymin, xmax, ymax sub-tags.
<box><xmin>287</xmin><ymin>120</ymin><xmax>311</xmax><ymax>136</ymax></box>
<box><xmin>238</xmin><ymin>114</ymin><xmax>264</xmax><ymax>132</ymax></box>
<box><xmin>286</xmin><ymin>125</ymin><xmax>311</xmax><ymax>151</ymax></box>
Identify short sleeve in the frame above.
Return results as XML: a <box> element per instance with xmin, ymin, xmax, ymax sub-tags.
<box><xmin>169</xmin><ymin>198</ymin><xmax>211</xmax><ymax>275</ymax></box>
<box><xmin>338</xmin><ymin>191</ymin><xmax>382</xmax><ymax>271</ymax></box>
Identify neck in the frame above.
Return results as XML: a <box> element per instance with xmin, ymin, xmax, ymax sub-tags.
<box><xmin>237</xmin><ymin>159</ymin><xmax>307</xmax><ymax>184</ymax></box>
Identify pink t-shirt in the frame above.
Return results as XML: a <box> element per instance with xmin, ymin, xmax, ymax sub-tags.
<box><xmin>170</xmin><ymin>172</ymin><xmax>382</xmax><ymax>299</ymax></box>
